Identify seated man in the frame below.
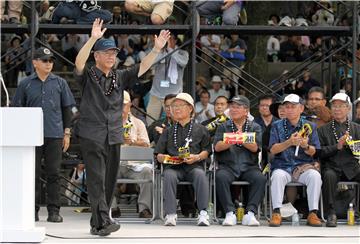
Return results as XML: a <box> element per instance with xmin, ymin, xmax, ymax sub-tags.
<box><xmin>112</xmin><ymin>91</ymin><xmax>153</xmax><ymax>218</ymax></box>
<box><xmin>196</xmin><ymin>0</ymin><xmax>242</xmax><ymax>25</ymax></box>
<box><xmin>269</xmin><ymin>94</ymin><xmax>322</xmax><ymax>227</ymax></box>
<box><xmin>52</xmin><ymin>0</ymin><xmax>112</xmax><ymax>24</ymax></box>
<box><xmin>202</xmin><ymin>95</ymin><xmax>229</xmax><ymax>138</ymax></box>
<box><xmin>155</xmin><ymin>93</ymin><xmax>212</xmax><ymax>226</ymax></box>
<box><xmin>318</xmin><ymin>93</ymin><xmax>360</xmax><ymax>227</ymax></box>
<box><xmin>147</xmin><ymin>93</ymin><xmax>176</xmax><ymax>145</ymax></box>
<box><xmin>214</xmin><ymin>95</ymin><xmax>266</xmax><ymax>226</ymax></box>
<box><xmin>125</xmin><ymin>0</ymin><xmax>174</xmax><ymax>25</ymax></box>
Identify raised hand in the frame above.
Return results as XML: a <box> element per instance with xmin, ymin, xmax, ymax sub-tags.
<box><xmin>221</xmin><ymin>0</ymin><xmax>235</xmax><ymax>10</ymax></box>
<box><xmin>154</xmin><ymin>30</ymin><xmax>171</xmax><ymax>51</ymax></box>
<box><xmin>91</xmin><ymin>18</ymin><xmax>107</xmax><ymax>40</ymax></box>
<box><xmin>337</xmin><ymin>131</ymin><xmax>349</xmax><ymax>150</ymax></box>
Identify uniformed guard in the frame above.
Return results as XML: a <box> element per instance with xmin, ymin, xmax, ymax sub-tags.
<box><xmin>12</xmin><ymin>46</ymin><xmax>76</xmax><ymax>223</ymax></box>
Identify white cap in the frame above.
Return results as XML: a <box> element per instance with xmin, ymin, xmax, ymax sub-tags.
<box><xmin>123</xmin><ymin>90</ymin><xmax>131</xmax><ymax>104</ymax></box>
<box><xmin>330</xmin><ymin>93</ymin><xmax>351</xmax><ymax>105</ymax></box>
<box><xmin>282</xmin><ymin>94</ymin><xmax>304</xmax><ymax>105</ymax></box>
<box><xmin>174</xmin><ymin>92</ymin><xmax>194</xmax><ymax>108</ymax></box>
<box><xmin>211</xmin><ymin>75</ymin><xmax>222</xmax><ymax>83</ymax></box>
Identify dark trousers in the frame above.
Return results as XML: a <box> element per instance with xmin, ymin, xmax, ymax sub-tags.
<box><xmin>163</xmin><ymin>167</ymin><xmax>209</xmax><ymax>215</ymax></box>
<box><xmin>35</xmin><ymin>138</ymin><xmax>63</xmax><ymax>213</ymax></box>
<box><xmin>216</xmin><ymin>168</ymin><xmax>266</xmax><ymax>214</ymax></box>
<box><xmin>322</xmin><ymin>168</ymin><xmax>360</xmax><ymax>214</ymax></box>
<box><xmin>52</xmin><ymin>2</ymin><xmax>112</xmax><ymax>24</ymax></box>
<box><xmin>80</xmin><ymin>137</ymin><xmax>120</xmax><ymax>229</ymax></box>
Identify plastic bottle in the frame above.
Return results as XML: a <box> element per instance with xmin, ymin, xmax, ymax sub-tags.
<box><xmin>236</xmin><ymin>202</ymin><xmax>245</xmax><ymax>223</ymax></box>
<box><xmin>292</xmin><ymin>210</ymin><xmax>300</xmax><ymax>226</ymax></box>
<box><xmin>347</xmin><ymin>203</ymin><xmax>355</xmax><ymax>226</ymax></box>
<box><xmin>207</xmin><ymin>202</ymin><xmax>214</xmax><ymax>223</ymax></box>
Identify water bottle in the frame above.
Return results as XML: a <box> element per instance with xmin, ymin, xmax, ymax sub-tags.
<box><xmin>236</xmin><ymin>202</ymin><xmax>245</xmax><ymax>223</ymax></box>
<box><xmin>207</xmin><ymin>202</ymin><xmax>214</xmax><ymax>223</ymax></box>
<box><xmin>347</xmin><ymin>203</ymin><xmax>355</xmax><ymax>226</ymax></box>
<box><xmin>292</xmin><ymin>210</ymin><xmax>300</xmax><ymax>226</ymax></box>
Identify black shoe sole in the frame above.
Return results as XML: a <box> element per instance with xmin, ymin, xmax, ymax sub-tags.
<box><xmin>98</xmin><ymin>224</ymin><xmax>120</xmax><ymax>236</ymax></box>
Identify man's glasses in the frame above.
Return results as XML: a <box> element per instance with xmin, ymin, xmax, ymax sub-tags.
<box><xmin>170</xmin><ymin>104</ymin><xmax>188</xmax><ymax>109</ymax></box>
<box><xmin>40</xmin><ymin>59</ymin><xmax>54</xmax><ymax>63</ymax></box>
<box><xmin>99</xmin><ymin>50</ymin><xmax>119</xmax><ymax>56</ymax></box>
<box><xmin>331</xmin><ymin>104</ymin><xmax>349</xmax><ymax>109</ymax></box>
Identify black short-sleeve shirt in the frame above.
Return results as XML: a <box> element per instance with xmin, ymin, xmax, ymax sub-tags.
<box><xmin>74</xmin><ymin>64</ymin><xmax>140</xmax><ymax>145</ymax></box>
<box><xmin>213</xmin><ymin>120</ymin><xmax>262</xmax><ymax>177</ymax></box>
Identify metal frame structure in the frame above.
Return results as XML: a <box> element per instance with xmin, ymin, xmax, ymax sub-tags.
<box><xmin>1</xmin><ymin>1</ymin><xmax>359</xmax><ymax>105</ymax></box>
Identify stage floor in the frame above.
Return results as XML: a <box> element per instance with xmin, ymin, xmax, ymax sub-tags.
<box><xmin>36</xmin><ymin>207</ymin><xmax>359</xmax><ymax>244</ymax></box>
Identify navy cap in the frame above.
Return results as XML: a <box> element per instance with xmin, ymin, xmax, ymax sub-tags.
<box><xmin>33</xmin><ymin>47</ymin><xmax>56</xmax><ymax>60</ymax></box>
<box><xmin>229</xmin><ymin>95</ymin><xmax>250</xmax><ymax>107</ymax></box>
<box><xmin>93</xmin><ymin>39</ymin><xmax>120</xmax><ymax>52</ymax></box>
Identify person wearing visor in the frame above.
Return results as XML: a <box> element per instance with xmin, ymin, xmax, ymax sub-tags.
<box><xmin>318</xmin><ymin>93</ymin><xmax>360</xmax><ymax>227</ymax></box>
<box><xmin>155</xmin><ymin>93</ymin><xmax>212</xmax><ymax>227</ymax></box>
<box><xmin>12</xmin><ymin>47</ymin><xmax>76</xmax><ymax>223</ymax></box>
<box><xmin>214</xmin><ymin>95</ymin><xmax>266</xmax><ymax>226</ymax></box>
<box><xmin>268</xmin><ymin>94</ymin><xmax>322</xmax><ymax>227</ymax></box>
<box><xmin>74</xmin><ymin>18</ymin><xmax>170</xmax><ymax>236</ymax></box>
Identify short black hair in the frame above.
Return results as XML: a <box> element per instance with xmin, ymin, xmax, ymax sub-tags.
<box><xmin>307</xmin><ymin>86</ymin><xmax>325</xmax><ymax>99</ymax></box>
<box><xmin>164</xmin><ymin>94</ymin><xmax>177</xmax><ymax>102</ymax></box>
<box><xmin>258</xmin><ymin>94</ymin><xmax>275</xmax><ymax>103</ymax></box>
<box><xmin>214</xmin><ymin>96</ymin><xmax>228</xmax><ymax>103</ymax></box>
<box><xmin>200</xmin><ymin>89</ymin><xmax>210</xmax><ymax>97</ymax></box>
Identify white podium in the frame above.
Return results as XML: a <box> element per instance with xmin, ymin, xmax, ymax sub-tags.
<box><xmin>0</xmin><ymin>107</ymin><xmax>45</xmax><ymax>243</ymax></box>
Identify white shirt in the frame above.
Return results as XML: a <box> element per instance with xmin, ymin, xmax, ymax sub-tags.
<box><xmin>195</xmin><ymin>102</ymin><xmax>215</xmax><ymax>123</ymax></box>
<box><xmin>209</xmin><ymin>88</ymin><xmax>229</xmax><ymax>104</ymax></box>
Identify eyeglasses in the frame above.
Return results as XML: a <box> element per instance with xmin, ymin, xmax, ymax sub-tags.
<box><xmin>99</xmin><ymin>50</ymin><xmax>119</xmax><ymax>56</ymax></box>
<box><xmin>331</xmin><ymin>104</ymin><xmax>349</xmax><ymax>109</ymax></box>
<box><xmin>170</xmin><ymin>104</ymin><xmax>188</xmax><ymax>109</ymax></box>
<box><xmin>39</xmin><ymin>59</ymin><xmax>54</xmax><ymax>63</ymax></box>
<box><xmin>308</xmin><ymin>98</ymin><xmax>323</xmax><ymax>101</ymax></box>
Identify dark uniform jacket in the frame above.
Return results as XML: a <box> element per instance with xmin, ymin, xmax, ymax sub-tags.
<box><xmin>318</xmin><ymin>120</ymin><xmax>360</xmax><ymax>179</ymax></box>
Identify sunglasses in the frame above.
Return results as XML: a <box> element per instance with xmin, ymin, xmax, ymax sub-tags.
<box><xmin>39</xmin><ymin>59</ymin><xmax>54</xmax><ymax>63</ymax></box>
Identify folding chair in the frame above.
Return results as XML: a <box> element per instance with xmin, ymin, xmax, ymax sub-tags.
<box><xmin>212</xmin><ymin>166</ymin><xmax>262</xmax><ymax>223</ymax></box>
<box><xmin>268</xmin><ymin>180</ymin><xmax>325</xmax><ymax>223</ymax></box>
<box><xmin>159</xmin><ymin>162</ymin><xmax>208</xmax><ymax>224</ymax></box>
<box><xmin>111</xmin><ymin>146</ymin><xmax>155</xmax><ymax>223</ymax></box>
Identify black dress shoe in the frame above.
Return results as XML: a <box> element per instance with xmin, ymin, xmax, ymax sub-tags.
<box><xmin>47</xmin><ymin>212</ymin><xmax>63</xmax><ymax>223</ymax></box>
<box><xmin>326</xmin><ymin>214</ymin><xmax>337</xmax><ymax>227</ymax></box>
<box><xmin>90</xmin><ymin>227</ymin><xmax>100</xmax><ymax>235</ymax></box>
<box><xmin>97</xmin><ymin>222</ymin><xmax>120</xmax><ymax>236</ymax></box>
<box><xmin>111</xmin><ymin>207</ymin><xmax>121</xmax><ymax>218</ymax></box>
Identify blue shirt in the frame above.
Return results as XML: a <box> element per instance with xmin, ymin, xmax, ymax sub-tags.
<box><xmin>12</xmin><ymin>72</ymin><xmax>75</xmax><ymax>138</ymax></box>
<box><xmin>269</xmin><ymin>118</ymin><xmax>320</xmax><ymax>174</ymax></box>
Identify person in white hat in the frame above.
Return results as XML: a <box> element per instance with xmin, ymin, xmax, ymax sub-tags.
<box><xmin>268</xmin><ymin>93</ymin><xmax>322</xmax><ymax>227</ymax></box>
<box><xmin>155</xmin><ymin>92</ymin><xmax>212</xmax><ymax>227</ymax></box>
<box><xmin>209</xmin><ymin>75</ymin><xmax>229</xmax><ymax>104</ymax></box>
<box><xmin>318</xmin><ymin>92</ymin><xmax>360</xmax><ymax>227</ymax></box>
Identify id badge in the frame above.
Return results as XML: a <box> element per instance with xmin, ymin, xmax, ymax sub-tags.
<box><xmin>160</xmin><ymin>80</ymin><xmax>170</xmax><ymax>88</ymax></box>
